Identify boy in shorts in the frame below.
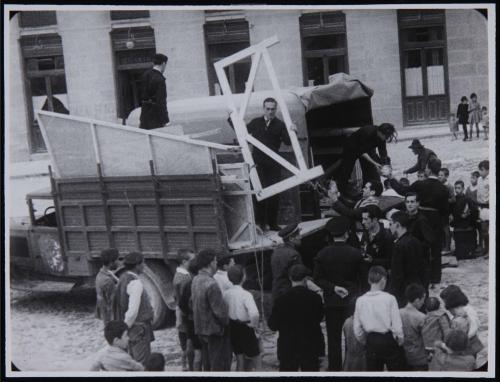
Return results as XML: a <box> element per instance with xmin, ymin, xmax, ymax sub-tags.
<box><xmin>223</xmin><ymin>264</ymin><xmax>261</xmax><ymax>371</ymax></box>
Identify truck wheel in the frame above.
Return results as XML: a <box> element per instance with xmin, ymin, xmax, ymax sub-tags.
<box><xmin>141</xmin><ymin>261</ymin><xmax>175</xmax><ymax>329</ymax></box>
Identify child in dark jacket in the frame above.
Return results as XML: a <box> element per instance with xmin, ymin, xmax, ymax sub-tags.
<box><xmin>342</xmin><ymin>315</ymin><xmax>367</xmax><ymax>371</ymax></box>
<box><xmin>456</xmin><ymin>96</ymin><xmax>470</xmax><ymax>141</ymax></box>
<box><xmin>450</xmin><ymin>181</ymin><xmax>479</xmax><ymax>259</ymax></box>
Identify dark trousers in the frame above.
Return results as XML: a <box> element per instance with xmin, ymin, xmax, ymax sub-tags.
<box><xmin>279</xmin><ymin>355</ymin><xmax>319</xmax><ymax>371</ymax></box>
<box><xmin>460</xmin><ymin>122</ymin><xmax>468</xmax><ymax>139</ymax></box>
<box><xmin>421</xmin><ymin>247</ymin><xmax>431</xmax><ymax>292</ymax></box>
<box><xmin>365</xmin><ymin>332</ymin><xmax>406</xmax><ymax>371</ymax></box>
<box><xmin>128</xmin><ymin>322</ymin><xmax>154</xmax><ymax>365</ymax></box>
<box><xmin>199</xmin><ymin>331</ymin><xmax>232</xmax><ymax>371</ymax></box>
<box><xmin>420</xmin><ymin>209</ymin><xmax>443</xmax><ymax>284</ymax></box>
<box><xmin>325</xmin><ymin>306</ymin><xmax>351</xmax><ymax>371</ymax></box>
<box><xmin>453</xmin><ymin>230</ymin><xmax>475</xmax><ymax>259</ymax></box>
<box><xmin>255</xmin><ymin>162</ymin><xmax>281</xmax><ymax>228</ymax></box>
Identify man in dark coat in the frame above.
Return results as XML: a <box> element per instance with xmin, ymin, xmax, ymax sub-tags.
<box><xmin>403</xmin><ymin>139</ymin><xmax>438</xmax><ymax>176</ymax></box>
<box><xmin>268</xmin><ymin>264</ymin><xmax>324</xmax><ymax>371</ymax></box>
<box><xmin>388</xmin><ymin>211</ymin><xmax>426</xmax><ymax>307</ymax></box>
<box><xmin>313</xmin><ymin>216</ymin><xmax>365</xmax><ymax>371</ymax></box>
<box><xmin>404</xmin><ymin>192</ymin><xmax>435</xmax><ymax>291</ymax></box>
<box><xmin>271</xmin><ymin>223</ymin><xmax>303</xmax><ymax>304</ymax></box>
<box><xmin>247</xmin><ymin>98</ymin><xmax>295</xmax><ymax>230</ymax></box>
<box><xmin>323</xmin><ymin>123</ymin><xmax>396</xmax><ymax>198</ymax></box>
<box><xmin>385</xmin><ymin>158</ymin><xmax>449</xmax><ymax>287</ymax></box>
<box><xmin>139</xmin><ymin>53</ymin><xmax>169</xmax><ymax>130</ymax></box>
<box><xmin>113</xmin><ymin>252</ymin><xmax>155</xmax><ymax>365</ymax></box>
<box><xmin>95</xmin><ymin>248</ymin><xmax>119</xmax><ymax>325</ymax></box>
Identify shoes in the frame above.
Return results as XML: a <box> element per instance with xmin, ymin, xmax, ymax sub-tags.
<box><xmin>462</xmin><ymin>138</ymin><xmax>468</xmax><ymax>141</ymax></box>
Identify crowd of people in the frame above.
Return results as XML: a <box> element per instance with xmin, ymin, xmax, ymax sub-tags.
<box><xmin>88</xmin><ymin>152</ymin><xmax>488</xmax><ymax>372</ymax></box>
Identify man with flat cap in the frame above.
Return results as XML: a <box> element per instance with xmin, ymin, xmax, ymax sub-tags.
<box><xmin>139</xmin><ymin>53</ymin><xmax>169</xmax><ymax>130</ymax></box>
<box><xmin>95</xmin><ymin>248</ymin><xmax>120</xmax><ymax>325</ymax></box>
<box><xmin>403</xmin><ymin>139</ymin><xmax>437</xmax><ymax>176</ymax></box>
<box><xmin>313</xmin><ymin>216</ymin><xmax>365</xmax><ymax>371</ymax></box>
<box><xmin>114</xmin><ymin>252</ymin><xmax>154</xmax><ymax>365</ymax></box>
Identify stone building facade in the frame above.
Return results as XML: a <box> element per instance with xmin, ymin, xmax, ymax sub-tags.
<box><xmin>8</xmin><ymin>8</ymin><xmax>489</xmax><ymax>163</ymax></box>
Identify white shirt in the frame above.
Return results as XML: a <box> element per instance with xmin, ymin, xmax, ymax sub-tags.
<box><xmin>381</xmin><ymin>189</ymin><xmax>400</xmax><ymax>197</ymax></box>
<box><xmin>477</xmin><ymin>175</ymin><xmax>489</xmax><ymax>204</ymax></box>
<box><xmin>223</xmin><ymin>285</ymin><xmax>260</xmax><ymax>329</ymax></box>
<box><xmin>124</xmin><ymin>271</ymin><xmax>143</xmax><ymax>328</ymax></box>
<box><xmin>175</xmin><ymin>267</ymin><xmax>190</xmax><ymax>276</ymax></box>
<box><xmin>214</xmin><ymin>270</ymin><xmax>233</xmax><ymax>293</ymax></box>
<box><xmin>353</xmin><ymin>290</ymin><xmax>404</xmax><ymax>344</ymax></box>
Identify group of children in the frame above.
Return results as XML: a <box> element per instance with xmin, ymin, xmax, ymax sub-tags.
<box><xmin>451</xmin><ymin>93</ymin><xmax>488</xmax><ymax>141</ymax></box>
<box><xmin>347</xmin><ymin>266</ymin><xmax>483</xmax><ymax>372</ymax></box>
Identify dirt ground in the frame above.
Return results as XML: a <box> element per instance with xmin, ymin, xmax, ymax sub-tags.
<box><xmin>8</xmin><ymin>135</ymin><xmax>492</xmax><ymax>372</ymax></box>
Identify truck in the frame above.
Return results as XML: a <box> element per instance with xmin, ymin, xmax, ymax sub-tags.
<box><xmin>9</xmin><ymin>38</ymin><xmax>400</xmax><ymax>328</ymax></box>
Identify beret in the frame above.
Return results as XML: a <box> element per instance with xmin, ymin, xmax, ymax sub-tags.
<box><xmin>123</xmin><ymin>251</ymin><xmax>144</xmax><ymax>265</ymax></box>
<box><xmin>278</xmin><ymin>223</ymin><xmax>300</xmax><ymax>239</ymax></box>
<box><xmin>325</xmin><ymin>216</ymin><xmax>350</xmax><ymax>236</ymax></box>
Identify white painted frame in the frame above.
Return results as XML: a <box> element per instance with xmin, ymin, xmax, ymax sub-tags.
<box><xmin>214</xmin><ymin>36</ymin><xmax>324</xmax><ymax>201</ymax></box>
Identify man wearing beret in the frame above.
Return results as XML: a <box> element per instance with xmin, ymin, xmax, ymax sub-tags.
<box><xmin>139</xmin><ymin>53</ymin><xmax>169</xmax><ymax>130</ymax></box>
<box><xmin>113</xmin><ymin>252</ymin><xmax>155</xmax><ymax>365</ymax></box>
<box><xmin>403</xmin><ymin>139</ymin><xmax>438</xmax><ymax>176</ymax></box>
<box><xmin>313</xmin><ymin>216</ymin><xmax>365</xmax><ymax>371</ymax></box>
<box><xmin>95</xmin><ymin>248</ymin><xmax>120</xmax><ymax>325</ymax></box>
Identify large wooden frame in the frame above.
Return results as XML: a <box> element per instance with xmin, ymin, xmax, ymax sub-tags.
<box><xmin>214</xmin><ymin>36</ymin><xmax>324</xmax><ymax>201</ymax></box>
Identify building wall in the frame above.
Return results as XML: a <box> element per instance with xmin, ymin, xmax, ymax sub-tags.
<box><xmin>152</xmin><ymin>10</ymin><xmax>210</xmax><ymax>101</ymax></box>
<box><xmin>8</xmin><ymin>15</ymin><xmax>30</xmax><ymax>163</ymax></box>
<box><xmin>345</xmin><ymin>9</ymin><xmax>404</xmax><ymax>128</ymax></box>
<box><xmin>246</xmin><ymin>10</ymin><xmax>303</xmax><ymax>91</ymax></box>
<box><xmin>446</xmin><ymin>9</ymin><xmax>489</xmax><ymax>112</ymax></box>
<box><xmin>57</xmin><ymin>11</ymin><xmax>117</xmax><ymax>121</ymax></box>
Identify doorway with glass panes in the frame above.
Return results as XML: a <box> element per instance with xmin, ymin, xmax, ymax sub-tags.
<box><xmin>398</xmin><ymin>10</ymin><xmax>450</xmax><ymax>125</ymax></box>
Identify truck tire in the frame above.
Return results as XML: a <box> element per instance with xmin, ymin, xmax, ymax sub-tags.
<box><xmin>141</xmin><ymin>261</ymin><xmax>176</xmax><ymax>329</ymax></box>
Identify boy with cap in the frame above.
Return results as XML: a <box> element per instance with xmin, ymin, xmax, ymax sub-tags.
<box><xmin>313</xmin><ymin>216</ymin><xmax>365</xmax><ymax>371</ymax></box>
<box><xmin>96</xmin><ymin>248</ymin><xmax>119</xmax><ymax>325</ymax></box>
<box><xmin>113</xmin><ymin>252</ymin><xmax>155</xmax><ymax>365</ymax></box>
<box><xmin>353</xmin><ymin>266</ymin><xmax>405</xmax><ymax>371</ymax></box>
<box><xmin>268</xmin><ymin>264</ymin><xmax>325</xmax><ymax>371</ymax></box>
<box><xmin>191</xmin><ymin>248</ymin><xmax>231</xmax><ymax>371</ymax></box>
<box><xmin>214</xmin><ymin>254</ymin><xmax>235</xmax><ymax>293</ymax></box>
<box><xmin>403</xmin><ymin>140</ymin><xmax>437</xmax><ymax>176</ymax></box>
<box><xmin>223</xmin><ymin>264</ymin><xmax>261</xmax><ymax>371</ymax></box>
<box><xmin>90</xmin><ymin>320</ymin><xmax>144</xmax><ymax>371</ymax></box>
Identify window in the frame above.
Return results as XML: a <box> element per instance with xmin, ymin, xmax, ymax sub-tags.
<box><xmin>204</xmin><ymin>19</ymin><xmax>250</xmax><ymax>95</ymax></box>
<box><xmin>110</xmin><ymin>27</ymin><xmax>156</xmax><ymax>121</ymax></box>
<box><xmin>110</xmin><ymin>10</ymin><xmax>150</xmax><ymax>21</ymax></box>
<box><xmin>300</xmin><ymin>12</ymin><xmax>348</xmax><ymax>86</ymax></box>
<box><xmin>19</xmin><ymin>11</ymin><xmax>57</xmax><ymax>28</ymax></box>
<box><xmin>20</xmin><ymin>34</ymin><xmax>69</xmax><ymax>153</ymax></box>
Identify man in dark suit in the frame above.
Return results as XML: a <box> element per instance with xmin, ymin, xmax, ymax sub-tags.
<box><xmin>313</xmin><ymin>216</ymin><xmax>365</xmax><ymax>371</ymax></box>
<box><xmin>385</xmin><ymin>157</ymin><xmax>449</xmax><ymax>287</ymax></box>
<box><xmin>139</xmin><ymin>53</ymin><xmax>169</xmax><ymax>130</ymax></box>
<box><xmin>247</xmin><ymin>98</ymin><xmax>295</xmax><ymax>231</ymax></box>
<box><xmin>268</xmin><ymin>264</ymin><xmax>324</xmax><ymax>371</ymax></box>
<box><xmin>388</xmin><ymin>211</ymin><xmax>426</xmax><ymax>307</ymax></box>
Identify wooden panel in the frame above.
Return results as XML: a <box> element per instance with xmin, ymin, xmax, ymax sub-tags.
<box><xmin>163</xmin><ymin>205</ymin><xmax>187</xmax><ymax>226</ymax></box>
<box><xmin>66</xmin><ymin>232</ymin><xmax>85</xmax><ymax>251</ymax></box>
<box><xmin>416</xmin><ymin>100</ymin><xmax>426</xmax><ymax>121</ymax></box>
<box><xmin>135</xmin><ymin>205</ymin><xmax>159</xmax><ymax>226</ymax></box>
<box><xmin>428</xmin><ymin>99</ymin><xmax>438</xmax><ymax>120</ymax></box>
<box><xmin>62</xmin><ymin>206</ymin><xmax>82</xmax><ymax>226</ymax></box>
<box><xmin>84</xmin><ymin>206</ymin><xmax>106</xmax><ymax>226</ymax></box>
<box><xmin>88</xmin><ymin>232</ymin><xmax>109</xmax><ymax>251</ymax></box>
<box><xmin>191</xmin><ymin>205</ymin><xmax>217</xmax><ymax>226</ymax></box>
<box><xmin>110</xmin><ymin>205</ymin><xmax>133</xmax><ymax>225</ymax></box>
<box><xmin>139</xmin><ymin>232</ymin><xmax>162</xmax><ymax>252</ymax></box>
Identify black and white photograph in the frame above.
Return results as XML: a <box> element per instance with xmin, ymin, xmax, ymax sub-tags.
<box><xmin>3</xmin><ymin>3</ymin><xmax>495</xmax><ymax>378</ymax></box>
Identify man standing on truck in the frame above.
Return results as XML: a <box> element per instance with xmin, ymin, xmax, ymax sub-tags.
<box><xmin>114</xmin><ymin>252</ymin><xmax>155</xmax><ymax>365</ymax></box>
<box><xmin>139</xmin><ymin>53</ymin><xmax>169</xmax><ymax>130</ymax></box>
<box><xmin>95</xmin><ymin>248</ymin><xmax>120</xmax><ymax>325</ymax></box>
<box><xmin>229</xmin><ymin>98</ymin><xmax>297</xmax><ymax>231</ymax></box>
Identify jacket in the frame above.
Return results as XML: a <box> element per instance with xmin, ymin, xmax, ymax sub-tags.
<box><xmin>343</xmin><ymin>125</ymin><xmax>389</xmax><ymax>162</ymax></box>
<box><xmin>95</xmin><ymin>268</ymin><xmax>118</xmax><ymax>324</ymax></box>
<box><xmin>191</xmin><ymin>269</ymin><xmax>229</xmax><ymax>336</ymax></box>
<box><xmin>139</xmin><ymin>68</ymin><xmax>169</xmax><ymax>129</ymax></box>
<box><xmin>247</xmin><ymin>116</ymin><xmax>291</xmax><ymax>166</ymax></box>
<box><xmin>405</xmin><ymin>148</ymin><xmax>438</xmax><ymax>174</ymax></box>
<box><xmin>313</xmin><ymin>242</ymin><xmax>364</xmax><ymax>308</ymax></box>
<box><xmin>271</xmin><ymin>244</ymin><xmax>303</xmax><ymax>302</ymax></box>
<box><xmin>268</xmin><ymin>285</ymin><xmax>324</xmax><ymax>361</ymax></box>
<box><xmin>360</xmin><ymin>223</ymin><xmax>393</xmax><ymax>270</ymax></box>
<box><xmin>114</xmin><ymin>272</ymin><xmax>154</xmax><ymax>325</ymax></box>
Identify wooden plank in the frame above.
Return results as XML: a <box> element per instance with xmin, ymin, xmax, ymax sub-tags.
<box><xmin>239</xmin><ymin>50</ymin><xmax>261</xmax><ymax>120</ymax></box>
<box><xmin>89</xmin><ymin>123</ymin><xmax>102</xmax><ymax>167</ymax></box>
<box><xmin>256</xmin><ymin>166</ymin><xmax>324</xmax><ymax>201</ymax></box>
<box><xmin>246</xmin><ymin>135</ymin><xmax>300</xmax><ymax>175</ymax></box>
<box><xmin>36</xmin><ymin>113</ymin><xmax>61</xmax><ymax>177</ymax></box>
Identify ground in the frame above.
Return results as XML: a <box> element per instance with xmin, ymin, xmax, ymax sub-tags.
<box><xmin>8</xmin><ymin>134</ymin><xmax>491</xmax><ymax>372</ymax></box>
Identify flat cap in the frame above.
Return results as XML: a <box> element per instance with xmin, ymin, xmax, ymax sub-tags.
<box><xmin>278</xmin><ymin>223</ymin><xmax>300</xmax><ymax>239</ymax></box>
<box><xmin>288</xmin><ymin>264</ymin><xmax>310</xmax><ymax>281</ymax></box>
<box><xmin>408</xmin><ymin>139</ymin><xmax>424</xmax><ymax>149</ymax></box>
<box><xmin>325</xmin><ymin>216</ymin><xmax>350</xmax><ymax>236</ymax></box>
<box><xmin>123</xmin><ymin>251</ymin><xmax>144</xmax><ymax>265</ymax></box>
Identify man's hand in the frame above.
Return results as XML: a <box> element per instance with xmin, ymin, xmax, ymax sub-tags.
<box><xmin>334</xmin><ymin>286</ymin><xmax>349</xmax><ymax>299</ymax></box>
<box><xmin>381</xmin><ymin>165</ymin><xmax>393</xmax><ymax>178</ymax></box>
